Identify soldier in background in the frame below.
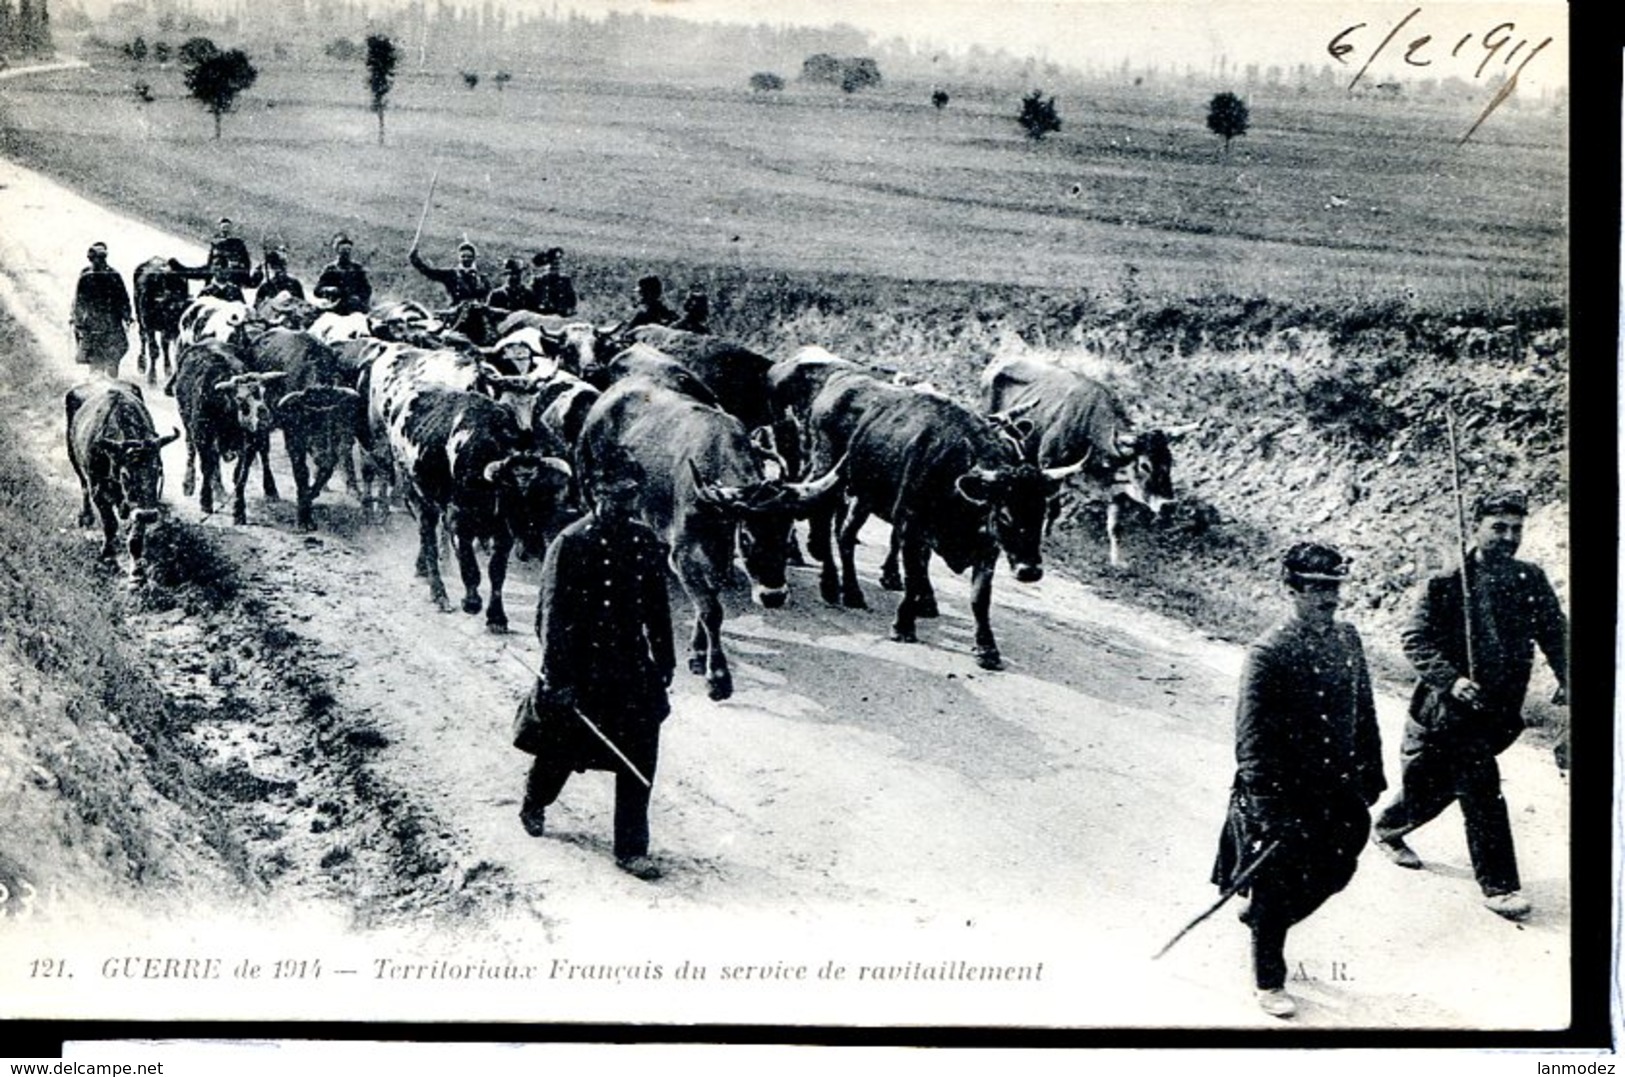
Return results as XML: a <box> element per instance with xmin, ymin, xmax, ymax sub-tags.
<box><xmin>487</xmin><ymin>258</ymin><xmax>534</xmax><ymax>316</ymax></box>
<box><xmin>70</xmin><ymin>242</ymin><xmax>133</xmax><ymax>379</ymax></box>
<box><xmin>626</xmin><ymin>274</ymin><xmax>677</xmax><ymax>330</ymax></box>
<box><xmin>673</xmin><ymin>281</ymin><xmax>711</xmax><ymax>334</ymax></box>
<box><xmin>315</xmin><ymin>234</ymin><xmax>373</xmax><ymax>316</ymax></box>
<box><xmin>409</xmin><ymin>240</ymin><xmax>491</xmax><ymax>306</ymax></box>
<box><xmin>1372</xmin><ymin>488</ymin><xmax>1568</xmax><ymax>922</ymax></box>
<box><xmin>1211</xmin><ymin>542</ymin><xmax>1385</xmax><ymax>1019</ymax></box>
<box><xmin>529</xmin><ymin>247</ymin><xmax>578</xmax><ymax>317</ymax></box>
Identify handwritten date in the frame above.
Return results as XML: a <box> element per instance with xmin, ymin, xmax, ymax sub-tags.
<box><xmin>1327</xmin><ymin>8</ymin><xmax>1555</xmax><ymax>143</ymax></box>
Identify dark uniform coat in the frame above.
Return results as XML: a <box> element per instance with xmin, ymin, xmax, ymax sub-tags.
<box><xmin>530</xmin><ymin>272</ymin><xmax>578</xmax><ymax>317</ymax></box>
<box><xmin>71</xmin><ymin>265</ymin><xmax>132</xmax><ymax>374</ymax></box>
<box><xmin>1213</xmin><ymin>618</ymin><xmax>1385</xmax><ymax>897</ymax></box>
<box><xmin>526</xmin><ymin>513</ymin><xmax>675</xmax><ymax>775</ymax></box>
<box><xmin>315</xmin><ymin>261</ymin><xmax>373</xmax><ymax>316</ymax></box>
<box><xmin>249</xmin><ymin>265</ymin><xmax>305</xmax><ymax>304</ymax></box>
<box><xmin>487</xmin><ymin>282</ymin><xmax>536</xmax><ymax>316</ymax></box>
<box><xmin>1401</xmin><ymin>554</ymin><xmax>1568</xmax><ymax>757</ymax></box>
<box><xmin>627</xmin><ymin>297</ymin><xmax>678</xmax><ymax>330</ymax></box>
<box><xmin>409</xmin><ymin>250</ymin><xmax>492</xmax><ymax>306</ymax></box>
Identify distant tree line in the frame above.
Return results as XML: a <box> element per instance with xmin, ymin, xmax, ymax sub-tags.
<box><xmin>801</xmin><ymin>53</ymin><xmax>881</xmax><ymax>93</ymax></box>
<box><xmin>0</xmin><ymin>0</ymin><xmax>53</xmax><ymax>58</ymax></box>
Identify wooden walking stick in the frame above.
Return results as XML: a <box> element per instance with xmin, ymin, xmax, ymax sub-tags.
<box><xmin>410</xmin><ymin>167</ymin><xmax>440</xmax><ymax>252</ymax></box>
<box><xmin>1152</xmin><ymin>839</ymin><xmax>1281</xmax><ymax>961</ymax></box>
<box><xmin>1443</xmin><ymin>405</ymin><xmax>1476</xmax><ymax>682</ymax></box>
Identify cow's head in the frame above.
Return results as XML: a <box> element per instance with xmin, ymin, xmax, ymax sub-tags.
<box><xmin>483</xmin><ymin>453</ymin><xmax>576</xmax><ymax>559</ymax></box>
<box><xmin>690</xmin><ymin>454</ymin><xmax>843</xmax><ymax>608</ymax></box>
<box><xmin>1109</xmin><ymin>429</ymin><xmax>1175</xmax><ymax>514</ymax></box>
<box><xmin>100</xmin><ymin>429</ymin><xmax>181</xmax><ymax>520</ymax></box>
<box><xmin>956</xmin><ymin>457</ymin><xmax>1087</xmax><ymax>582</ymax></box>
<box><xmin>258</xmin><ymin>294</ymin><xmax>322</xmax><ymax>331</ymax></box>
<box><xmin>542</xmin><ymin>322</ymin><xmax>616</xmax><ymax>381</ymax></box>
<box><xmin>215</xmin><ymin>371</ymin><xmax>286</xmax><ymax>434</ymax></box>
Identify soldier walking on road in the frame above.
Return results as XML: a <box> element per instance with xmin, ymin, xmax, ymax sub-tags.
<box><xmin>71</xmin><ymin>242</ymin><xmax>133</xmax><ymax>379</ymax></box>
<box><xmin>514</xmin><ymin>456</ymin><xmax>675</xmax><ymax>881</ymax></box>
<box><xmin>1371</xmin><ymin>488</ymin><xmax>1568</xmax><ymax>922</ymax></box>
<box><xmin>1211</xmin><ymin>542</ymin><xmax>1385</xmax><ymax>1019</ymax></box>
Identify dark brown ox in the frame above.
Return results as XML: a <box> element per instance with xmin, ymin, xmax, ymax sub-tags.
<box><xmin>171</xmin><ymin>342</ymin><xmax>283</xmax><ymax>524</ymax></box>
<box><xmin>577</xmin><ymin>374</ymin><xmax>842</xmax><ymax>701</ymax></box>
<box><xmin>132</xmin><ymin>257</ymin><xmax>192</xmax><ymax>387</ymax></box>
<box><xmin>979</xmin><ymin>354</ymin><xmax>1181</xmax><ymax>566</ymax></box>
<box><xmin>244</xmin><ymin>327</ymin><xmax>363</xmax><ymax>531</ymax></box>
<box><xmin>808</xmin><ymin>369</ymin><xmax>1085</xmax><ymax>671</ymax></box>
<box><xmin>65</xmin><ymin>380</ymin><xmax>179</xmax><ymax>570</ymax></box>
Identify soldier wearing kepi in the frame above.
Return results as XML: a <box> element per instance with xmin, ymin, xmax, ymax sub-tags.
<box><xmin>514</xmin><ymin>455</ymin><xmax>675</xmax><ymax>881</ymax></box>
<box><xmin>529</xmin><ymin>247</ymin><xmax>577</xmax><ymax>317</ymax></box>
<box><xmin>70</xmin><ymin>242</ymin><xmax>133</xmax><ymax>379</ymax></box>
<box><xmin>1372</xmin><ymin>488</ymin><xmax>1568</xmax><ymax>922</ymax></box>
<box><xmin>315</xmin><ymin>233</ymin><xmax>373</xmax><ymax>316</ymax></box>
<box><xmin>1212</xmin><ymin>542</ymin><xmax>1385</xmax><ymax>1020</ymax></box>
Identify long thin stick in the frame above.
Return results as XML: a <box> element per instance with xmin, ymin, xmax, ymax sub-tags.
<box><xmin>410</xmin><ymin>167</ymin><xmax>440</xmax><ymax>251</ymax></box>
<box><xmin>501</xmin><ymin>648</ymin><xmax>653</xmax><ymax>789</ymax></box>
<box><xmin>1443</xmin><ymin>406</ymin><xmax>1476</xmax><ymax>682</ymax></box>
<box><xmin>1152</xmin><ymin>838</ymin><xmax>1281</xmax><ymax>961</ymax></box>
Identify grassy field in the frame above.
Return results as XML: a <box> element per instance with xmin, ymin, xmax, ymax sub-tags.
<box><xmin>0</xmin><ymin>60</ymin><xmax>1565</xmax><ymax>316</ymax></box>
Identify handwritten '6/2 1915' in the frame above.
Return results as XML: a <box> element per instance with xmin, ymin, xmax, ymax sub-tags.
<box><xmin>1327</xmin><ymin>8</ymin><xmax>1556</xmax><ymax>144</ymax></box>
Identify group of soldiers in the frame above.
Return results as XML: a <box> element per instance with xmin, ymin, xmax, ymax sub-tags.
<box><xmin>1214</xmin><ymin>490</ymin><xmax>1567</xmax><ymax>1018</ymax></box>
<box><xmin>69</xmin><ymin>216</ymin><xmax>715</xmax><ymax>377</ymax></box>
<box><xmin>68</xmin><ymin>219</ymin><xmax>1571</xmax><ymax>1022</ymax></box>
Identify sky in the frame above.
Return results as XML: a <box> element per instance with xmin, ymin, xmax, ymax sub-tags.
<box><xmin>534</xmin><ymin>0</ymin><xmax>1570</xmax><ymax>90</ymax></box>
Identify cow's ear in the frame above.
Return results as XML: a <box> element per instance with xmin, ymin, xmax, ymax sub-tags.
<box><xmin>955</xmin><ymin>472</ymin><xmax>997</xmax><ymax>505</ymax></box>
<box><xmin>483</xmin><ymin>460</ymin><xmax>509</xmax><ymax>486</ymax></box>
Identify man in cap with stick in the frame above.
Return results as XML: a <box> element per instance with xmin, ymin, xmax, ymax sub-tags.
<box><xmin>1372</xmin><ymin>488</ymin><xmax>1568</xmax><ymax>922</ymax></box>
<box><xmin>515</xmin><ymin>454</ymin><xmax>675</xmax><ymax>881</ymax></box>
<box><xmin>71</xmin><ymin>242</ymin><xmax>134</xmax><ymax>379</ymax></box>
<box><xmin>1211</xmin><ymin>542</ymin><xmax>1385</xmax><ymax>1018</ymax></box>
<box><xmin>409</xmin><ymin>238</ymin><xmax>492</xmax><ymax>306</ymax></box>
<box><xmin>315</xmin><ymin>233</ymin><xmax>373</xmax><ymax>316</ymax></box>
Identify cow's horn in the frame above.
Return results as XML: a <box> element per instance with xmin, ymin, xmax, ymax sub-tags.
<box><xmin>276</xmin><ymin>390</ymin><xmax>307</xmax><ymax>411</ymax></box>
<box><xmin>153</xmin><ymin>428</ymin><xmax>182</xmax><ymax>450</ymax></box>
<box><xmin>992</xmin><ymin>399</ymin><xmax>1039</xmax><ymax>422</ymax></box>
<box><xmin>1162</xmin><ymin>421</ymin><xmax>1200</xmax><ymax>438</ymax></box>
<box><xmin>214</xmin><ymin>376</ymin><xmax>242</xmax><ymax>392</ymax></box>
<box><xmin>785</xmin><ymin>454</ymin><xmax>846</xmax><ymax>503</ymax></box>
<box><xmin>1042</xmin><ymin>447</ymin><xmax>1092</xmax><ymax>481</ymax></box>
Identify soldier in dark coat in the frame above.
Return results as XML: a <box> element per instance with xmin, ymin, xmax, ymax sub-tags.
<box><xmin>673</xmin><ymin>282</ymin><xmax>711</xmax><ymax>334</ymax></box>
<box><xmin>1212</xmin><ymin>542</ymin><xmax>1385</xmax><ymax>1019</ymax></box>
<box><xmin>487</xmin><ymin>258</ymin><xmax>535</xmax><ymax>316</ymax></box>
<box><xmin>626</xmin><ymin>274</ymin><xmax>678</xmax><ymax>330</ymax></box>
<box><xmin>1372</xmin><ymin>488</ymin><xmax>1568</xmax><ymax>921</ymax></box>
<box><xmin>198</xmin><ymin>266</ymin><xmax>246</xmax><ymax>304</ymax></box>
<box><xmin>516</xmin><ymin>458</ymin><xmax>676</xmax><ymax>880</ymax></box>
<box><xmin>409</xmin><ymin>240</ymin><xmax>492</xmax><ymax>306</ymax></box>
<box><xmin>248</xmin><ymin>249</ymin><xmax>305</xmax><ymax>304</ymax></box>
<box><xmin>176</xmin><ymin>217</ymin><xmax>254</xmax><ymax>287</ymax></box>
<box><xmin>529</xmin><ymin>248</ymin><xmax>578</xmax><ymax>317</ymax></box>
<box><xmin>315</xmin><ymin>234</ymin><xmax>372</xmax><ymax>316</ymax></box>
<box><xmin>71</xmin><ymin>242</ymin><xmax>133</xmax><ymax>378</ymax></box>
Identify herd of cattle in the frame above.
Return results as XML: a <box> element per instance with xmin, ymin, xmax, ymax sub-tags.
<box><xmin>68</xmin><ymin>260</ymin><xmax>1182</xmax><ymax>695</ymax></box>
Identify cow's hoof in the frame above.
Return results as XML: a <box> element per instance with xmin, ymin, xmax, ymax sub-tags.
<box><xmin>891</xmin><ymin>629</ymin><xmax>918</xmax><ymax>644</ymax></box>
<box><xmin>916</xmin><ymin>595</ymin><xmax>939</xmax><ymax>618</ymax></box>
<box><xmin>433</xmin><ymin>596</ymin><xmax>454</xmax><ymax>613</ymax></box>
<box><xmin>819</xmin><ymin>581</ymin><xmax>841</xmax><ymax>605</ymax></box>
<box><xmin>233</xmin><ymin>511</ymin><xmax>247</xmax><ymax>526</ymax></box>
<box><xmin>264</xmin><ymin>490</ymin><xmax>281</xmax><ymax>503</ymax></box>
<box><xmin>879</xmin><ymin>571</ymin><xmax>904</xmax><ymax>592</ymax></box>
<box><xmin>687</xmin><ymin>655</ymin><xmax>707</xmax><ymax>676</ymax></box>
<box><xmin>706</xmin><ymin>674</ymin><xmax>733</xmax><ymax>702</ymax></box>
<box><xmin>974</xmin><ymin>649</ymin><xmax>1004</xmax><ymax>672</ymax></box>
<box><xmin>841</xmin><ymin>592</ymin><xmax>868</xmax><ymax>611</ymax></box>
<box><xmin>462</xmin><ymin>594</ymin><xmax>483</xmax><ymax>615</ymax></box>
<box><xmin>486</xmin><ymin>621</ymin><xmax>509</xmax><ymax>636</ymax></box>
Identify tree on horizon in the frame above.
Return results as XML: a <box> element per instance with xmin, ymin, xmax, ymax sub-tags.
<box><xmin>183</xmin><ymin>46</ymin><xmax>257</xmax><ymax>140</ymax></box>
<box><xmin>365</xmin><ymin>33</ymin><xmax>399</xmax><ymax>146</ymax></box>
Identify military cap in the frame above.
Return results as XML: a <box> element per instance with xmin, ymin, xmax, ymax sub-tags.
<box><xmin>532</xmin><ymin>247</ymin><xmax>563</xmax><ymax>267</ymax></box>
<box><xmin>501</xmin><ymin>257</ymin><xmax>523</xmax><ymax>274</ymax></box>
<box><xmin>264</xmin><ymin>249</ymin><xmax>287</xmax><ymax>267</ymax></box>
<box><xmin>1472</xmin><ymin>487</ymin><xmax>1528</xmax><ymax>520</ymax></box>
<box><xmin>593</xmin><ymin>453</ymin><xmax>645</xmax><ymax>491</ymax></box>
<box><xmin>638</xmin><ymin>274</ymin><xmax>664</xmax><ymax>294</ymax></box>
<box><xmin>332</xmin><ymin>232</ymin><xmax>354</xmax><ymax>251</ymax></box>
<box><xmin>87</xmin><ymin>242</ymin><xmax>109</xmax><ymax>258</ymax></box>
<box><xmin>1281</xmin><ymin>541</ymin><xmax>1350</xmax><ymax>585</ymax></box>
<box><xmin>457</xmin><ymin>241</ymin><xmax>478</xmax><ymax>256</ymax></box>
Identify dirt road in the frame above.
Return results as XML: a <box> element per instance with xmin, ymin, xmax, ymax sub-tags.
<box><xmin>0</xmin><ymin>152</ymin><xmax>1571</xmax><ymax>1030</ymax></box>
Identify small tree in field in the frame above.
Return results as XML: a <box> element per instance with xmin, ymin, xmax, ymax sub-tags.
<box><xmin>177</xmin><ymin>36</ymin><xmax>218</xmax><ymax>67</ymax></box>
<box><xmin>365</xmin><ymin>33</ymin><xmax>398</xmax><ymax>146</ymax></box>
<box><xmin>931</xmin><ymin>88</ymin><xmax>949</xmax><ymax>109</ymax></box>
<box><xmin>749</xmin><ymin>71</ymin><xmax>784</xmax><ymax>92</ymax></box>
<box><xmin>1018</xmin><ymin>89</ymin><xmax>1061</xmax><ymax>139</ymax></box>
<box><xmin>1206</xmin><ymin>91</ymin><xmax>1249</xmax><ymax>152</ymax></box>
<box><xmin>183</xmin><ymin>47</ymin><xmax>257</xmax><ymax>139</ymax></box>
<box><xmin>460</xmin><ymin>70</ymin><xmax>479</xmax><ymax>89</ymax></box>
<box><xmin>493</xmin><ymin>70</ymin><xmax>512</xmax><ymax>91</ymax></box>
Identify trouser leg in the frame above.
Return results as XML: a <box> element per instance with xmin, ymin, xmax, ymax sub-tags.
<box><xmin>1250</xmin><ymin>917</ymin><xmax>1289</xmax><ymax>991</ymax></box>
<box><xmin>612</xmin><ymin>755</ymin><xmax>658</xmax><ymax>860</ymax></box>
<box><xmin>1456</xmin><ymin>751</ymin><xmax>1520</xmax><ymax>895</ymax></box>
<box><xmin>1374</xmin><ymin>743</ymin><xmax>1458</xmax><ymax>841</ymax></box>
<box><xmin>524</xmin><ymin>756</ymin><xmax>572</xmax><ymax>814</ymax></box>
